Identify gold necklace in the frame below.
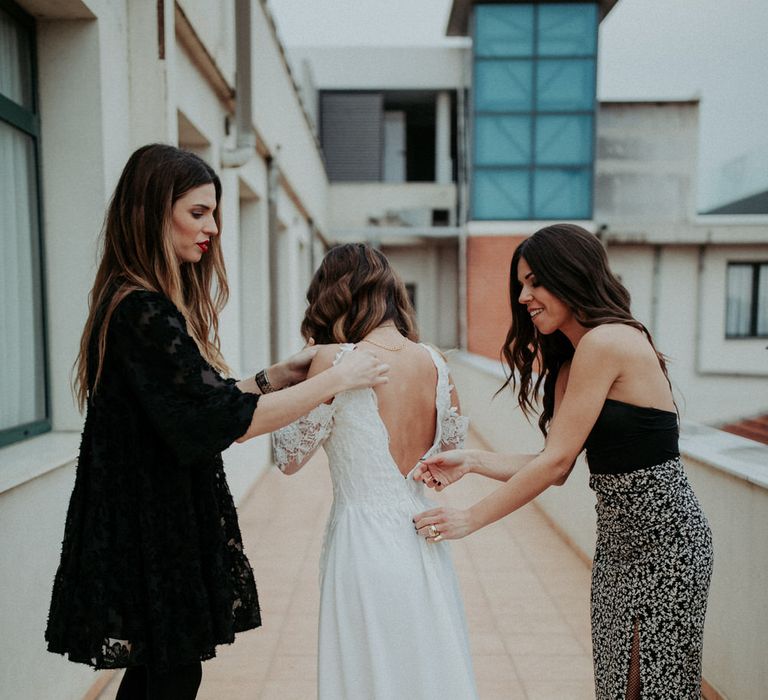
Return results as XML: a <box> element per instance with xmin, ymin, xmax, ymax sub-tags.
<box><xmin>361</xmin><ymin>330</ymin><xmax>407</xmax><ymax>352</ymax></box>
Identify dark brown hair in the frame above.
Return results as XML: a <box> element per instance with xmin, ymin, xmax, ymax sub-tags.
<box><xmin>301</xmin><ymin>243</ymin><xmax>418</xmax><ymax>344</ymax></box>
<box><xmin>500</xmin><ymin>223</ymin><xmax>672</xmax><ymax>436</ymax></box>
<box><xmin>75</xmin><ymin>143</ymin><xmax>229</xmax><ymax>410</ymax></box>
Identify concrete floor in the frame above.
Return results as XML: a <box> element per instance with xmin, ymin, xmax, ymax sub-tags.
<box><xmin>99</xmin><ymin>433</ymin><xmax>596</xmax><ymax>699</ymax></box>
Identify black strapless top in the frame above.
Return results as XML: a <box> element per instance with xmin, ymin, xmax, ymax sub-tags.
<box><xmin>585</xmin><ymin>398</ymin><xmax>679</xmax><ymax>474</ymax></box>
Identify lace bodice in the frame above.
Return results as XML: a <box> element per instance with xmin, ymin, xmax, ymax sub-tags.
<box><xmin>272</xmin><ymin>344</ymin><xmax>468</xmax><ymax>504</ymax></box>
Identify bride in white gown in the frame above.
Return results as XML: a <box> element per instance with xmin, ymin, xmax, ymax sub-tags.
<box><xmin>271</xmin><ymin>243</ymin><xmax>478</xmax><ymax>700</ymax></box>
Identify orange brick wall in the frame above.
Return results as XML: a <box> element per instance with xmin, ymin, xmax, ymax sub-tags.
<box><xmin>466</xmin><ymin>235</ymin><xmax>527</xmax><ymax>360</ymax></box>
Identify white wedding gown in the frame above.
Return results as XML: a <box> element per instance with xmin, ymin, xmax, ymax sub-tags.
<box><xmin>272</xmin><ymin>344</ymin><xmax>478</xmax><ymax>700</ymax></box>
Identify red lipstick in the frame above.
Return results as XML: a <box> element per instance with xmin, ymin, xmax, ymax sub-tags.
<box><xmin>196</xmin><ymin>241</ymin><xmax>209</xmax><ymax>253</ymax></box>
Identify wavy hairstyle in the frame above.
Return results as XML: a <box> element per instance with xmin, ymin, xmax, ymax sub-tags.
<box><xmin>74</xmin><ymin>143</ymin><xmax>229</xmax><ymax>410</ymax></box>
<box><xmin>301</xmin><ymin>243</ymin><xmax>418</xmax><ymax>344</ymax></box>
<box><xmin>500</xmin><ymin>223</ymin><xmax>672</xmax><ymax>436</ymax></box>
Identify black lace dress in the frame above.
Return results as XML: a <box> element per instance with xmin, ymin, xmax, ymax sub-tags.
<box><xmin>46</xmin><ymin>291</ymin><xmax>261</xmax><ymax>671</ymax></box>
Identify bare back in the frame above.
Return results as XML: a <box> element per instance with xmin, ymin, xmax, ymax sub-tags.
<box><xmin>556</xmin><ymin>325</ymin><xmax>675</xmax><ymax>415</ymax></box>
<box><xmin>603</xmin><ymin>325</ymin><xmax>676</xmax><ymax>412</ymax></box>
<box><xmin>365</xmin><ymin>341</ymin><xmax>441</xmax><ymax>477</ymax></box>
<box><xmin>308</xmin><ymin>340</ymin><xmax>445</xmax><ymax>477</ymax></box>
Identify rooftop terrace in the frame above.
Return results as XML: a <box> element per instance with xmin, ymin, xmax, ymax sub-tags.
<box><xmin>96</xmin><ymin>434</ymin><xmax>596</xmax><ymax>700</ymax></box>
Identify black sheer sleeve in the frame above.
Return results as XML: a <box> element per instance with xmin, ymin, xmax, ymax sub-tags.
<box><xmin>109</xmin><ymin>291</ymin><xmax>258</xmax><ymax>465</ymax></box>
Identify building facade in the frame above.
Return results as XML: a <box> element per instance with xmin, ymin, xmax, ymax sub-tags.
<box><xmin>292</xmin><ymin>0</ymin><xmax>768</xmax><ymax>426</ymax></box>
<box><xmin>1</xmin><ymin>1</ymin><xmax>328</xmax><ymax>697</ymax></box>
<box><xmin>2</xmin><ymin>1</ymin><xmax>767</xmax><ymax>697</ymax></box>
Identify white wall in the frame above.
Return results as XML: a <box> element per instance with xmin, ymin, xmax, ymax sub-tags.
<box><xmin>329</xmin><ymin>182</ymin><xmax>457</xmax><ymax>231</ymax></box>
<box><xmin>251</xmin><ymin>0</ymin><xmax>329</xmax><ymax>231</ymax></box>
<box><xmin>595</xmin><ymin>102</ymin><xmax>699</xmax><ymax>228</ymax></box>
<box><xmin>2</xmin><ymin>1</ymin><xmax>332</xmax><ymax>697</ymax></box>
<box><xmin>287</xmin><ymin>45</ymin><xmax>467</xmax><ymax>90</ymax></box>
<box><xmin>384</xmin><ymin>244</ymin><xmax>459</xmax><ymax>349</ymax></box>
<box><xmin>0</xmin><ymin>457</ymin><xmax>90</xmax><ymax>700</ymax></box>
<box><xmin>698</xmin><ymin>246</ymin><xmax>768</xmax><ymax>378</ymax></box>
<box><xmin>178</xmin><ymin>0</ymin><xmax>236</xmax><ymax>86</ymax></box>
<box><xmin>37</xmin><ymin>16</ymin><xmax>110</xmax><ymax>433</ymax></box>
<box><xmin>274</xmin><ymin>188</ymin><xmax>312</xmax><ymax>359</ymax></box>
<box><xmin>602</xmin><ymin>245</ymin><xmax>655</xmax><ymax>330</ymax></box>
<box><xmin>608</xmin><ymin>244</ymin><xmax>768</xmax><ymax>425</ymax></box>
<box><xmin>234</xmin><ymin>162</ymin><xmax>271</xmax><ymax>377</ymax></box>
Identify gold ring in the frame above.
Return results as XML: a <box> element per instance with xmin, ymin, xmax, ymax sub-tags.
<box><xmin>433</xmin><ymin>534</ymin><xmax>443</xmax><ymax>542</ymax></box>
<box><xmin>429</xmin><ymin>525</ymin><xmax>439</xmax><ymax>538</ymax></box>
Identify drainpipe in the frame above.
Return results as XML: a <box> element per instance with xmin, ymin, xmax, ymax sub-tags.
<box><xmin>456</xmin><ymin>48</ymin><xmax>470</xmax><ymax>351</ymax></box>
<box><xmin>222</xmin><ymin>0</ymin><xmax>256</xmax><ymax>168</ymax></box>
<box><xmin>693</xmin><ymin>244</ymin><xmax>706</xmax><ymax>375</ymax></box>
<box><xmin>435</xmin><ymin>91</ymin><xmax>452</xmax><ymax>186</ymax></box>
<box><xmin>650</xmin><ymin>244</ymin><xmax>662</xmax><ymax>338</ymax></box>
<box><xmin>267</xmin><ymin>156</ymin><xmax>280</xmax><ymax>364</ymax></box>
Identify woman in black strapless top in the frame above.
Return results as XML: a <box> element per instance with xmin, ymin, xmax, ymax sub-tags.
<box><xmin>412</xmin><ymin>224</ymin><xmax>713</xmax><ymax>700</ymax></box>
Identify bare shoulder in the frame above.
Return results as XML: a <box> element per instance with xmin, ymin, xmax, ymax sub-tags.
<box><xmin>571</xmin><ymin>326</ymin><xmax>651</xmax><ymax>381</ymax></box>
<box><xmin>577</xmin><ymin>324</ymin><xmax>644</xmax><ymax>357</ymax></box>
<box><xmin>307</xmin><ymin>343</ymin><xmax>343</xmax><ymax>378</ymax></box>
<box><xmin>419</xmin><ymin>341</ymin><xmax>447</xmax><ymax>361</ymax></box>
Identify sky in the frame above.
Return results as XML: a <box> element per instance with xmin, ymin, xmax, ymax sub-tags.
<box><xmin>268</xmin><ymin>0</ymin><xmax>768</xmax><ymax>212</ymax></box>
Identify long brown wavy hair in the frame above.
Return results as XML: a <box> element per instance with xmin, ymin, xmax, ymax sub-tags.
<box><xmin>500</xmin><ymin>223</ymin><xmax>672</xmax><ymax>436</ymax></box>
<box><xmin>301</xmin><ymin>243</ymin><xmax>418</xmax><ymax>344</ymax></box>
<box><xmin>74</xmin><ymin>144</ymin><xmax>229</xmax><ymax>410</ymax></box>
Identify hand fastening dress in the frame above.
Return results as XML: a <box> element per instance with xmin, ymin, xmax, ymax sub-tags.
<box><xmin>272</xmin><ymin>344</ymin><xmax>478</xmax><ymax>700</ymax></box>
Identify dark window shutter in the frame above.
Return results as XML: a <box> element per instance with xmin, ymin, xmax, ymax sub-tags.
<box><xmin>320</xmin><ymin>92</ymin><xmax>383</xmax><ymax>181</ymax></box>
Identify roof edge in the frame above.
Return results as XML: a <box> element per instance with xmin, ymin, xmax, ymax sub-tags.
<box><xmin>447</xmin><ymin>0</ymin><xmax>619</xmax><ymax>37</ymax></box>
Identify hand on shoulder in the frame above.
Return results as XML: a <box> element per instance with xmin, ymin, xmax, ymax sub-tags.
<box><xmin>307</xmin><ymin>344</ymin><xmax>343</xmax><ymax>379</ymax></box>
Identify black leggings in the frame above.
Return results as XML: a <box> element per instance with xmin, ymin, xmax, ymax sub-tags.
<box><xmin>116</xmin><ymin>662</ymin><xmax>202</xmax><ymax>700</ymax></box>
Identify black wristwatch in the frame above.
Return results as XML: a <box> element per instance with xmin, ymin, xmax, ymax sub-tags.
<box><xmin>255</xmin><ymin>368</ymin><xmax>275</xmax><ymax>394</ymax></box>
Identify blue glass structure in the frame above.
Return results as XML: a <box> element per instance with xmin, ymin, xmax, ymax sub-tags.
<box><xmin>471</xmin><ymin>3</ymin><xmax>598</xmax><ymax>220</ymax></box>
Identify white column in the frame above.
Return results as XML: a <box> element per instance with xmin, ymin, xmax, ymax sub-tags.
<box><xmin>127</xmin><ymin>0</ymin><xmax>177</xmax><ymax>147</ymax></box>
<box><xmin>435</xmin><ymin>91</ymin><xmax>452</xmax><ymax>184</ymax></box>
<box><xmin>38</xmin><ymin>19</ymin><xmax>106</xmax><ymax>431</ymax></box>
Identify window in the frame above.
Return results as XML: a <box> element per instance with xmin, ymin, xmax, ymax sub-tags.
<box><xmin>0</xmin><ymin>0</ymin><xmax>49</xmax><ymax>447</ymax></box>
<box><xmin>320</xmin><ymin>91</ymin><xmax>454</xmax><ymax>183</ymax></box>
<box><xmin>726</xmin><ymin>263</ymin><xmax>768</xmax><ymax>338</ymax></box>
<box><xmin>471</xmin><ymin>3</ymin><xmax>598</xmax><ymax>220</ymax></box>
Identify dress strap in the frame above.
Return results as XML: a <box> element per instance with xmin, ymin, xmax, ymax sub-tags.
<box><xmin>419</xmin><ymin>343</ymin><xmax>449</xmax><ymax>408</ymax></box>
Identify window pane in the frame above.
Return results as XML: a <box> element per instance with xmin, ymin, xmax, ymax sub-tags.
<box><xmin>533</xmin><ymin>168</ymin><xmax>591</xmax><ymax>219</ymax></box>
<box><xmin>535</xmin><ymin>115</ymin><xmax>593</xmax><ymax>165</ymax></box>
<box><xmin>475</xmin><ymin>60</ymin><xmax>533</xmax><ymax>112</ymax></box>
<box><xmin>475</xmin><ymin>115</ymin><xmax>531</xmax><ymax>166</ymax></box>
<box><xmin>475</xmin><ymin>4</ymin><xmax>534</xmax><ymax>57</ymax></box>
<box><xmin>0</xmin><ymin>7</ymin><xmax>33</xmax><ymax>109</ymax></box>
<box><xmin>757</xmin><ymin>265</ymin><xmax>768</xmax><ymax>335</ymax></box>
<box><xmin>473</xmin><ymin>169</ymin><xmax>530</xmax><ymax>219</ymax></box>
<box><xmin>538</xmin><ymin>3</ymin><xmax>598</xmax><ymax>56</ymax></box>
<box><xmin>0</xmin><ymin>121</ymin><xmax>46</xmax><ymax>431</ymax></box>
<box><xmin>726</xmin><ymin>265</ymin><xmax>753</xmax><ymax>337</ymax></box>
<box><xmin>537</xmin><ymin>59</ymin><xmax>595</xmax><ymax>111</ymax></box>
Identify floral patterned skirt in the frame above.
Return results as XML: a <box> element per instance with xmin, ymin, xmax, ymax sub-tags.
<box><xmin>589</xmin><ymin>458</ymin><xmax>713</xmax><ymax>699</ymax></box>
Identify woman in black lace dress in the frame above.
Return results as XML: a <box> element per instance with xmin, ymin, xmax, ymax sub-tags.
<box><xmin>413</xmin><ymin>224</ymin><xmax>713</xmax><ymax>699</ymax></box>
<box><xmin>45</xmin><ymin>144</ymin><xmax>388</xmax><ymax>699</ymax></box>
